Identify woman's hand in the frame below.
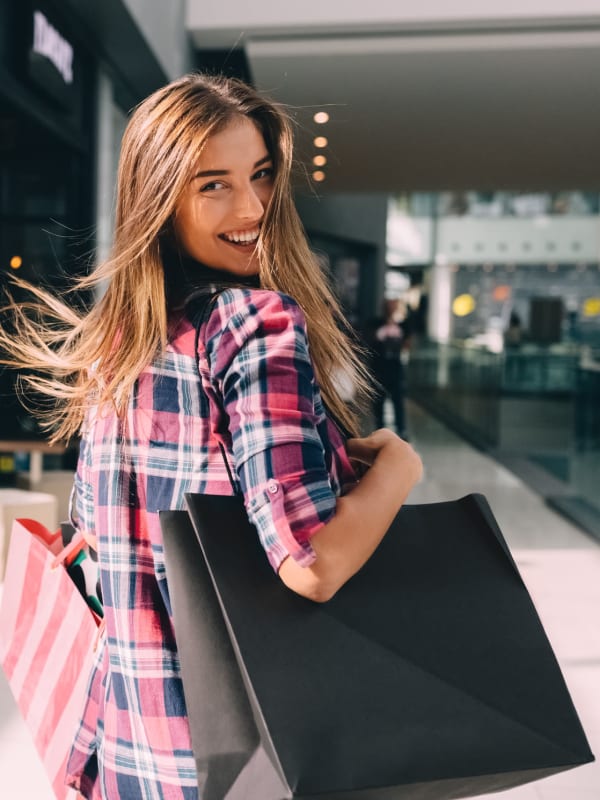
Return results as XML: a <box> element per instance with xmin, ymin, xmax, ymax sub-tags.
<box><xmin>346</xmin><ymin>428</ymin><xmax>399</xmax><ymax>466</ymax></box>
<box><xmin>280</xmin><ymin>427</ymin><xmax>423</xmax><ymax>602</ymax></box>
<box><xmin>347</xmin><ymin>428</ymin><xmax>423</xmax><ymax>484</ymax></box>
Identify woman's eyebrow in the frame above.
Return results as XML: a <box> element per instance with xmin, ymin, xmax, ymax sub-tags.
<box><xmin>253</xmin><ymin>154</ymin><xmax>273</xmax><ymax>168</ymax></box>
<box><xmin>193</xmin><ymin>154</ymin><xmax>272</xmax><ymax>180</ymax></box>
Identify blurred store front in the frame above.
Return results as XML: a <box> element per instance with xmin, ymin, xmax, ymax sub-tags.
<box><xmin>0</xmin><ymin>0</ymin><xmax>96</xmax><ymax>444</ymax></box>
<box><xmin>0</xmin><ymin>0</ymin><xmax>187</xmax><ymax>477</ymax></box>
<box><xmin>386</xmin><ymin>191</ymin><xmax>600</xmax><ymax>540</ymax></box>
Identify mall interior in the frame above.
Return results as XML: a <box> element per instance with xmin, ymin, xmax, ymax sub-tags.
<box><xmin>0</xmin><ymin>1</ymin><xmax>599</xmax><ymax>798</ymax></box>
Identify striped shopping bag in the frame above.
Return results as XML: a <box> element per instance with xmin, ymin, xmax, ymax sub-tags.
<box><xmin>0</xmin><ymin>518</ymin><xmax>100</xmax><ymax>800</ymax></box>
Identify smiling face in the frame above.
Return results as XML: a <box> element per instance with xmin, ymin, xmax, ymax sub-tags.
<box><xmin>172</xmin><ymin>117</ymin><xmax>274</xmax><ymax>276</ymax></box>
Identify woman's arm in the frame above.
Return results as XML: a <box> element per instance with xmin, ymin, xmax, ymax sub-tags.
<box><xmin>203</xmin><ymin>290</ymin><xmax>422</xmax><ymax>601</ymax></box>
<box><xmin>278</xmin><ymin>428</ymin><xmax>422</xmax><ymax>602</ymax></box>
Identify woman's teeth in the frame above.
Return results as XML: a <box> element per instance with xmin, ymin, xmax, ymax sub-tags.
<box><xmin>221</xmin><ymin>229</ymin><xmax>259</xmax><ymax>244</ymax></box>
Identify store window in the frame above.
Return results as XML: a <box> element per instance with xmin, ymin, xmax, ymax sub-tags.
<box><xmin>0</xmin><ymin>1</ymin><xmax>94</xmax><ymax>441</ymax></box>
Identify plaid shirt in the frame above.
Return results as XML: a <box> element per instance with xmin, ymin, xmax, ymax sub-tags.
<box><xmin>66</xmin><ymin>288</ymin><xmax>356</xmax><ymax>799</ymax></box>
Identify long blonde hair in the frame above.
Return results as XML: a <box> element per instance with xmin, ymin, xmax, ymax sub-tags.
<box><xmin>0</xmin><ymin>73</ymin><xmax>370</xmax><ymax>443</ymax></box>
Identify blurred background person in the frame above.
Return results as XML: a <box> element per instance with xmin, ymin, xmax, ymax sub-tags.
<box><xmin>367</xmin><ymin>298</ymin><xmax>412</xmax><ymax>438</ymax></box>
<box><xmin>504</xmin><ymin>310</ymin><xmax>523</xmax><ymax>348</ymax></box>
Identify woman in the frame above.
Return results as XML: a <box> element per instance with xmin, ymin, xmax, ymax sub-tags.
<box><xmin>0</xmin><ymin>74</ymin><xmax>422</xmax><ymax>799</ymax></box>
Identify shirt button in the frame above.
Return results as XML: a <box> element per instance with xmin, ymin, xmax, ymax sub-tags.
<box><xmin>267</xmin><ymin>480</ymin><xmax>278</xmax><ymax>494</ymax></box>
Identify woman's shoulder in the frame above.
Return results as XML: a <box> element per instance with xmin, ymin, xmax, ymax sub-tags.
<box><xmin>199</xmin><ymin>288</ymin><xmax>310</xmax><ymax>374</ymax></box>
<box><xmin>206</xmin><ymin>287</ymin><xmax>306</xmax><ymax>337</ymax></box>
<box><xmin>169</xmin><ymin>288</ymin><xmax>305</xmax><ymax>352</ymax></box>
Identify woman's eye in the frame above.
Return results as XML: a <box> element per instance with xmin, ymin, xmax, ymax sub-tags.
<box><xmin>200</xmin><ymin>180</ymin><xmax>226</xmax><ymax>193</ymax></box>
<box><xmin>252</xmin><ymin>167</ymin><xmax>274</xmax><ymax>181</ymax></box>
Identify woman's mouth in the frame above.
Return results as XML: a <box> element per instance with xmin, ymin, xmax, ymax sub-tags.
<box><xmin>218</xmin><ymin>228</ymin><xmax>260</xmax><ymax>248</ymax></box>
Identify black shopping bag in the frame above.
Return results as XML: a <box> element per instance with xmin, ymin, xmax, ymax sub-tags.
<box><xmin>160</xmin><ymin>493</ymin><xmax>594</xmax><ymax>800</ymax></box>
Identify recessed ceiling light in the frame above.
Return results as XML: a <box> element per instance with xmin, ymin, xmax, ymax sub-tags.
<box><xmin>312</xmin><ymin>170</ymin><xmax>326</xmax><ymax>182</ymax></box>
<box><xmin>312</xmin><ymin>155</ymin><xmax>327</xmax><ymax>167</ymax></box>
<box><xmin>313</xmin><ymin>136</ymin><xmax>328</xmax><ymax>148</ymax></box>
<box><xmin>313</xmin><ymin>111</ymin><xmax>330</xmax><ymax>124</ymax></box>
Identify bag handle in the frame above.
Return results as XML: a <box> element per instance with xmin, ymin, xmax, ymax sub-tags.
<box><xmin>50</xmin><ymin>531</ymin><xmax>86</xmax><ymax>571</ymax></box>
<box><xmin>188</xmin><ymin>291</ymin><xmax>238</xmax><ymax>494</ymax></box>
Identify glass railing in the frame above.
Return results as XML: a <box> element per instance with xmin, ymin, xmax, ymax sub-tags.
<box><xmin>561</xmin><ymin>356</ymin><xmax>600</xmax><ymax>537</ymax></box>
<box><xmin>407</xmin><ymin>340</ymin><xmax>600</xmax><ymax>540</ymax></box>
<box><xmin>502</xmin><ymin>346</ymin><xmax>579</xmax><ymax>394</ymax></box>
<box><xmin>407</xmin><ymin>341</ymin><xmax>503</xmax><ymax>448</ymax></box>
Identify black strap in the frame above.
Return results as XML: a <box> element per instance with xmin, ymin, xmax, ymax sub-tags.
<box><xmin>189</xmin><ymin>291</ymin><xmax>238</xmax><ymax>494</ymax></box>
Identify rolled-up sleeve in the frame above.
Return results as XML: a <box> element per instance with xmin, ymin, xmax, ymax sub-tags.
<box><xmin>202</xmin><ymin>289</ymin><xmax>337</xmax><ymax>571</ymax></box>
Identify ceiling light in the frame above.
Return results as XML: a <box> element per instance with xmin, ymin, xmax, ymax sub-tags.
<box><xmin>312</xmin><ymin>170</ymin><xmax>326</xmax><ymax>182</ymax></box>
<box><xmin>313</xmin><ymin>111</ymin><xmax>329</xmax><ymax>124</ymax></box>
<box><xmin>313</xmin><ymin>155</ymin><xmax>327</xmax><ymax>167</ymax></box>
<box><xmin>313</xmin><ymin>136</ymin><xmax>328</xmax><ymax>148</ymax></box>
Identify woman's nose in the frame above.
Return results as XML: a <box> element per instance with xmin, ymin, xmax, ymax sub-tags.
<box><xmin>233</xmin><ymin>184</ymin><xmax>264</xmax><ymax>219</ymax></box>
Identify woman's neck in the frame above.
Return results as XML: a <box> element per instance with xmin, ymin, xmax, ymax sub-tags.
<box><xmin>163</xmin><ymin>249</ymin><xmax>260</xmax><ymax>311</ymax></box>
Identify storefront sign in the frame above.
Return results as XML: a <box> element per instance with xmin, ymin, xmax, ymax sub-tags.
<box><xmin>32</xmin><ymin>10</ymin><xmax>73</xmax><ymax>85</ymax></box>
<box><xmin>28</xmin><ymin>5</ymin><xmax>76</xmax><ymax>108</ymax></box>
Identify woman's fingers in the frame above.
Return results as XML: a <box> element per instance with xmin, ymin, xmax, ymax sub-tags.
<box><xmin>346</xmin><ymin>438</ymin><xmax>377</xmax><ymax>466</ymax></box>
<box><xmin>346</xmin><ymin>428</ymin><xmax>399</xmax><ymax>465</ymax></box>
<box><xmin>347</xmin><ymin>429</ymin><xmax>423</xmax><ymax>481</ymax></box>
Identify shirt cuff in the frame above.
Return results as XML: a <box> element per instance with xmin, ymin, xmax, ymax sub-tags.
<box><xmin>248</xmin><ymin>478</ymin><xmax>326</xmax><ymax>571</ymax></box>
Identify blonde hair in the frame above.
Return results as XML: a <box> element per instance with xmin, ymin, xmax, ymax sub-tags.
<box><xmin>0</xmin><ymin>73</ymin><xmax>370</xmax><ymax>443</ymax></box>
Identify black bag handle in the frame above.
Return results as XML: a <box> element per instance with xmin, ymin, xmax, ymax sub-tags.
<box><xmin>187</xmin><ymin>291</ymin><xmax>238</xmax><ymax>494</ymax></box>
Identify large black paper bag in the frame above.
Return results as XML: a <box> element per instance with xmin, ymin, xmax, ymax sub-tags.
<box><xmin>160</xmin><ymin>493</ymin><xmax>594</xmax><ymax>800</ymax></box>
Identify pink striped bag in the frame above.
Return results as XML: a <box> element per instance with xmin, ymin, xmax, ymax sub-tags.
<box><xmin>0</xmin><ymin>518</ymin><xmax>99</xmax><ymax>800</ymax></box>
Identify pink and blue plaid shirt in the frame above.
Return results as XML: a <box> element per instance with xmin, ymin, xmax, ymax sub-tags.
<box><xmin>66</xmin><ymin>288</ymin><xmax>356</xmax><ymax>799</ymax></box>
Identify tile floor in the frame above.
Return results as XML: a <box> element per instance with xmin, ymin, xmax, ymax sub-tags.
<box><xmin>1</xmin><ymin>400</ymin><xmax>598</xmax><ymax>799</ymax></box>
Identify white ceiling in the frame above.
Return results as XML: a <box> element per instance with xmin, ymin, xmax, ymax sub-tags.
<box><xmin>190</xmin><ymin>23</ymin><xmax>600</xmax><ymax>193</ymax></box>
